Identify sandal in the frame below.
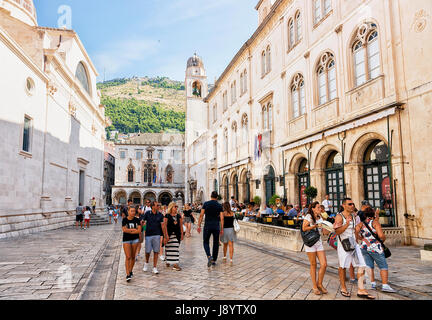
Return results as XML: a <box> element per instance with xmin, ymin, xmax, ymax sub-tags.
<box><xmin>318</xmin><ymin>286</ymin><xmax>328</xmax><ymax>294</ymax></box>
<box><xmin>313</xmin><ymin>288</ymin><xmax>322</xmax><ymax>295</ymax></box>
<box><xmin>357</xmin><ymin>293</ymin><xmax>376</xmax><ymax>300</ymax></box>
<box><xmin>340</xmin><ymin>290</ymin><xmax>351</xmax><ymax>297</ymax></box>
<box><xmin>173</xmin><ymin>265</ymin><xmax>182</xmax><ymax>271</ymax></box>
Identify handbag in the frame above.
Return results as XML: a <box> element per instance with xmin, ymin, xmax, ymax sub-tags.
<box><xmin>301</xmin><ymin>226</ymin><xmax>321</xmax><ymax>247</ymax></box>
<box><xmin>327</xmin><ymin>232</ymin><xmax>338</xmax><ymax>250</ymax></box>
<box><xmin>233</xmin><ymin>217</ymin><xmax>241</xmax><ymax>233</ymax></box>
<box><xmin>362</xmin><ymin>220</ymin><xmax>392</xmax><ymax>258</ymax></box>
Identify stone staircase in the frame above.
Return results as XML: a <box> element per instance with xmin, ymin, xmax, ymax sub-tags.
<box><xmin>74</xmin><ymin>211</ymin><xmax>111</xmax><ymax>227</ymax></box>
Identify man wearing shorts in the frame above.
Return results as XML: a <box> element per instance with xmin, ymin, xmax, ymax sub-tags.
<box><xmin>75</xmin><ymin>203</ymin><xmax>84</xmax><ymax>229</ymax></box>
<box><xmin>142</xmin><ymin>201</ymin><xmax>164</xmax><ymax>274</ymax></box>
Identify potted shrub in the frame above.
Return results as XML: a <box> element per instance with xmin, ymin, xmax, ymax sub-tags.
<box><xmin>253</xmin><ymin>196</ymin><xmax>261</xmax><ymax>207</ymax></box>
<box><xmin>269</xmin><ymin>194</ymin><xmax>281</xmax><ymax>206</ymax></box>
<box><xmin>304</xmin><ymin>186</ymin><xmax>318</xmax><ymax>202</ymax></box>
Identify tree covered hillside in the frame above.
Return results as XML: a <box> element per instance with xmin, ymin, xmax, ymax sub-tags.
<box><xmin>103</xmin><ymin>96</ymin><xmax>185</xmax><ymax>134</ymax></box>
<box><xmin>99</xmin><ymin>77</ymin><xmax>186</xmax><ymax>135</ymax></box>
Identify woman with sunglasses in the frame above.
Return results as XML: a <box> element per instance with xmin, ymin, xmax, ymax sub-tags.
<box><xmin>163</xmin><ymin>202</ymin><xmax>184</xmax><ymax>271</ymax></box>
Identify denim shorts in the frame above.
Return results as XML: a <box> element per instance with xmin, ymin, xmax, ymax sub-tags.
<box><xmin>361</xmin><ymin>248</ymin><xmax>388</xmax><ymax>270</ymax></box>
<box><xmin>123</xmin><ymin>239</ymin><xmax>140</xmax><ymax>245</ymax></box>
<box><xmin>145</xmin><ymin>235</ymin><xmax>161</xmax><ymax>254</ymax></box>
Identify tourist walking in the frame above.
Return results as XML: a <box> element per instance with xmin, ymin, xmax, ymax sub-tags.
<box><xmin>221</xmin><ymin>202</ymin><xmax>237</xmax><ymax>264</ymax></box>
<box><xmin>356</xmin><ymin>206</ymin><xmax>396</xmax><ymax>293</ymax></box>
<box><xmin>122</xmin><ymin>199</ymin><xmax>133</xmax><ymax>219</ymax></box>
<box><xmin>83</xmin><ymin>206</ymin><xmax>91</xmax><ymax>230</ymax></box>
<box><xmin>113</xmin><ymin>205</ymin><xmax>119</xmax><ymax>224</ymax></box>
<box><xmin>322</xmin><ymin>195</ymin><xmax>332</xmax><ymax>217</ymax></box>
<box><xmin>142</xmin><ymin>201</ymin><xmax>165</xmax><ymax>274</ymax></box>
<box><xmin>302</xmin><ymin>201</ymin><xmax>328</xmax><ymax>295</ymax></box>
<box><xmin>334</xmin><ymin>198</ymin><xmax>375</xmax><ymax>299</ymax></box>
<box><xmin>108</xmin><ymin>206</ymin><xmax>114</xmax><ymax>224</ymax></box>
<box><xmin>91</xmin><ymin>197</ymin><xmax>97</xmax><ymax>214</ymax></box>
<box><xmin>183</xmin><ymin>203</ymin><xmax>194</xmax><ymax>238</ymax></box>
<box><xmin>159</xmin><ymin>204</ymin><xmax>166</xmax><ymax>262</ymax></box>
<box><xmin>122</xmin><ymin>205</ymin><xmax>141</xmax><ymax>282</ymax></box>
<box><xmin>197</xmin><ymin>191</ymin><xmax>224</xmax><ymax>267</ymax></box>
<box><xmin>135</xmin><ymin>206</ymin><xmax>145</xmax><ymax>260</ymax></box>
<box><xmin>75</xmin><ymin>203</ymin><xmax>84</xmax><ymax>229</ymax></box>
<box><xmin>163</xmin><ymin>202</ymin><xmax>183</xmax><ymax>271</ymax></box>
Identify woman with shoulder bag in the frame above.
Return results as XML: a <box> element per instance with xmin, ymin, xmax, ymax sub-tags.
<box><xmin>355</xmin><ymin>207</ymin><xmax>395</xmax><ymax>293</ymax></box>
<box><xmin>163</xmin><ymin>202</ymin><xmax>184</xmax><ymax>271</ymax></box>
<box><xmin>221</xmin><ymin>202</ymin><xmax>237</xmax><ymax>264</ymax></box>
<box><xmin>334</xmin><ymin>198</ymin><xmax>375</xmax><ymax>299</ymax></box>
<box><xmin>302</xmin><ymin>201</ymin><xmax>328</xmax><ymax>295</ymax></box>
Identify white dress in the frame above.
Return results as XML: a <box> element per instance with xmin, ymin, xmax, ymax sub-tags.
<box><xmin>336</xmin><ymin>213</ymin><xmax>366</xmax><ymax>269</ymax></box>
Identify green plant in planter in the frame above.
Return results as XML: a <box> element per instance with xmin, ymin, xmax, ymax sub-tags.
<box><xmin>269</xmin><ymin>194</ymin><xmax>281</xmax><ymax>206</ymax></box>
<box><xmin>253</xmin><ymin>196</ymin><xmax>261</xmax><ymax>206</ymax></box>
<box><xmin>424</xmin><ymin>244</ymin><xmax>432</xmax><ymax>251</ymax></box>
<box><xmin>304</xmin><ymin>186</ymin><xmax>318</xmax><ymax>201</ymax></box>
<box><xmin>378</xmin><ymin>210</ymin><xmax>387</xmax><ymax>217</ymax></box>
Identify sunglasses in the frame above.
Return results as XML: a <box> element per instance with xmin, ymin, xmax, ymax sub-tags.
<box><xmin>347</xmin><ymin>203</ymin><xmax>355</xmax><ymax>206</ymax></box>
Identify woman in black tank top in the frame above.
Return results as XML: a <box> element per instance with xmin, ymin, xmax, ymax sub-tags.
<box><xmin>221</xmin><ymin>202</ymin><xmax>237</xmax><ymax>264</ymax></box>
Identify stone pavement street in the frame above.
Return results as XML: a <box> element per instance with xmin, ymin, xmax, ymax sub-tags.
<box><xmin>0</xmin><ymin>222</ymin><xmax>431</xmax><ymax>300</ymax></box>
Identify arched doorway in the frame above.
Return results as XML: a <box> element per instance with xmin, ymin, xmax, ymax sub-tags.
<box><xmin>129</xmin><ymin>191</ymin><xmax>142</xmax><ymax>205</ymax></box>
<box><xmin>363</xmin><ymin>140</ymin><xmax>393</xmax><ymax>226</ymax></box>
<box><xmin>264</xmin><ymin>166</ymin><xmax>276</xmax><ymax>205</ymax></box>
<box><xmin>297</xmin><ymin>159</ymin><xmax>309</xmax><ymax>207</ymax></box>
<box><xmin>114</xmin><ymin>190</ymin><xmax>127</xmax><ymax>205</ymax></box>
<box><xmin>143</xmin><ymin>192</ymin><xmax>156</xmax><ymax>203</ymax></box>
<box><xmin>223</xmin><ymin>175</ymin><xmax>229</xmax><ymax>201</ymax></box>
<box><xmin>325</xmin><ymin>151</ymin><xmax>344</xmax><ymax>214</ymax></box>
<box><xmin>158</xmin><ymin>192</ymin><xmax>173</xmax><ymax>206</ymax></box>
<box><xmin>232</xmin><ymin>174</ymin><xmax>239</xmax><ymax>201</ymax></box>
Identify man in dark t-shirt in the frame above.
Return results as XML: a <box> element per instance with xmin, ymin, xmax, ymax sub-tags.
<box><xmin>197</xmin><ymin>191</ymin><xmax>223</xmax><ymax>267</ymax></box>
<box><xmin>142</xmin><ymin>201</ymin><xmax>164</xmax><ymax>274</ymax></box>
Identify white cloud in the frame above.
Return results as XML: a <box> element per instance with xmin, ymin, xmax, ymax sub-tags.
<box><xmin>93</xmin><ymin>37</ymin><xmax>160</xmax><ymax>77</ymax></box>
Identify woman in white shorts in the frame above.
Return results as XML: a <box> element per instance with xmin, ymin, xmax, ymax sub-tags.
<box><xmin>302</xmin><ymin>201</ymin><xmax>329</xmax><ymax>296</ymax></box>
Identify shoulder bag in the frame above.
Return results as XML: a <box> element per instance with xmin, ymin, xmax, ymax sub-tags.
<box><xmin>233</xmin><ymin>215</ymin><xmax>241</xmax><ymax>233</ymax></box>
<box><xmin>362</xmin><ymin>220</ymin><xmax>391</xmax><ymax>258</ymax></box>
<box><xmin>338</xmin><ymin>213</ymin><xmax>356</xmax><ymax>252</ymax></box>
<box><xmin>300</xmin><ymin>221</ymin><xmax>321</xmax><ymax>247</ymax></box>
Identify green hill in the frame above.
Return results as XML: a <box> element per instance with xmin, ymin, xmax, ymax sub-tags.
<box><xmin>99</xmin><ymin>77</ymin><xmax>186</xmax><ymax>135</ymax></box>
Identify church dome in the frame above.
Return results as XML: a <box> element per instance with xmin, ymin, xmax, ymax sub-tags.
<box><xmin>187</xmin><ymin>53</ymin><xmax>204</xmax><ymax>69</ymax></box>
<box><xmin>1</xmin><ymin>0</ymin><xmax>38</xmax><ymax>26</ymax></box>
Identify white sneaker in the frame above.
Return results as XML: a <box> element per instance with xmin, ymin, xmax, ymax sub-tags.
<box><xmin>143</xmin><ymin>263</ymin><xmax>149</xmax><ymax>272</ymax></box>
<box><xmin>160</xmin><ymin>255</ymin><xmax>165</xmax><ymax>261</ymax></box>
<box><xmin>152</xmin><ymin>267</ymin><xmax>159</xmax><ymax>274</ymax></box>
<box><xmin>382</xmin><ymin>284</ymin><xmax>396</xmax><ymax>293</ymax></box>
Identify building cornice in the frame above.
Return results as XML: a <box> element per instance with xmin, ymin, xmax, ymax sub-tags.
<box><xmin>0</xmin><ymin>26</ymin><xmax>49</xmax><ymax>83</ymax></box>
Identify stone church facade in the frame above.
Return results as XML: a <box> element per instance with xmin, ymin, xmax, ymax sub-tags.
<box><xmin>185</xmin><ymin>0</ymin><xmax>432</xmax><ymax>245</ymax></box>
<box><xmin>112</xmin><ymin>133</ymin><xmax>185</xmax><ymax>207</ymax></box>
<box><xmin>0</xmin><ymin>0</ymin><xmax>108</xmax><ymax>238</ymax></box>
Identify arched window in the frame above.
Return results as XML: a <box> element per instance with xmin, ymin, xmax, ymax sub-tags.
<box><xmin>166</xmin><ymin>165</ymin><xmax>174</xmax><ymax>184</ymax></box>
<box><xmin>223</xmin><ymin>91</ymin><xmax>228</xmax><ymax>111</ymax></box>
<box><xmin>261</xmin><ymin>51</ymin><xmax>266</xmax><ymax>77</ymax></box>
<box><xmin>231</xmin><ymin>81</ymin><xmax>236</xmax><ymax>104</ymax></box>
<box><xmin>291</xmin><ymin>73</ymin><xmax>306</xmax><ymax>118</ymax></box>
<box><xmin>262</xmin><ymin>103</ymin><xmax>273</xmax><ymax>131</ymax></box>
<box><xmin>128</xmin><ymin>166</ymin><xmax>134</xmax><ymax>182</ymax></box>
<box><xmin>352</xmin><ymin>23</ymin><xmax>381</xmax><ymax>87</ymax></box>
<box><xmin>213</xmin><ymin>104</ymin><xmax>217</xmax><ymax>123</ymax></box>
<box><xmin>314</xmin><ymin>0</ymin><xmax>332</xmax><ymax>25</ymax></box>
<box><xmin>240</xmin><ymin>72</ymin><xmax>244</xmax><ymax>94</ymax></box>
<box><xmin>243</xmin><ymin>69</ymin><xmax>248</xmax><ymax>94</ymax></box>
<box><xmin>225</xmin><ymin>129</ymin><xmax>229</xmax><ymax>154</ymax></box>
<box><xmin>288</xmin><ymin>18</ymin><xmax>295</xmax><ymax>49</ymax></box>
<box><xmin>144</xmin><ymin>168</ymin><xmax>148</xmax><ymax>183</ymax></box>
<box><xmin>316</xmin><ymin>52</ymin><xmax>337</xmax><ymax>106</ymax></box>
<box><xmin>231</xmin><ymin>122</ymin><xmax>238</xmax><ymax>150</ymax></box>
<box><xmin>266</xmin><ymin>46</ymin><xmax>271</xmax><ymax>74</ymax></box>
<box><xmin>75</xmin><ymin>62</ymin><xmax>90</xmax><ymax>95</ymax></box>
<box><xmin>241</xmin><ymin>113</ymin><xmax>249</xmax><ymax>144</ymax></box>
<box><xmin>295</xmin><ymin>11</ymin><xmax>302</xmax><ymax>42</ymax></box>
<box><xmin>192</xmin><ymin>81</ymin><xmax>202</xmax><ymax>97</ymax></box>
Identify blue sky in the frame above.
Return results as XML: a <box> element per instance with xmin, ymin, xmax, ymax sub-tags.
<box><xmin>35</xmin><ymin>0</ymin><xmax>257</xmax><ymax>83</ymax></box>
